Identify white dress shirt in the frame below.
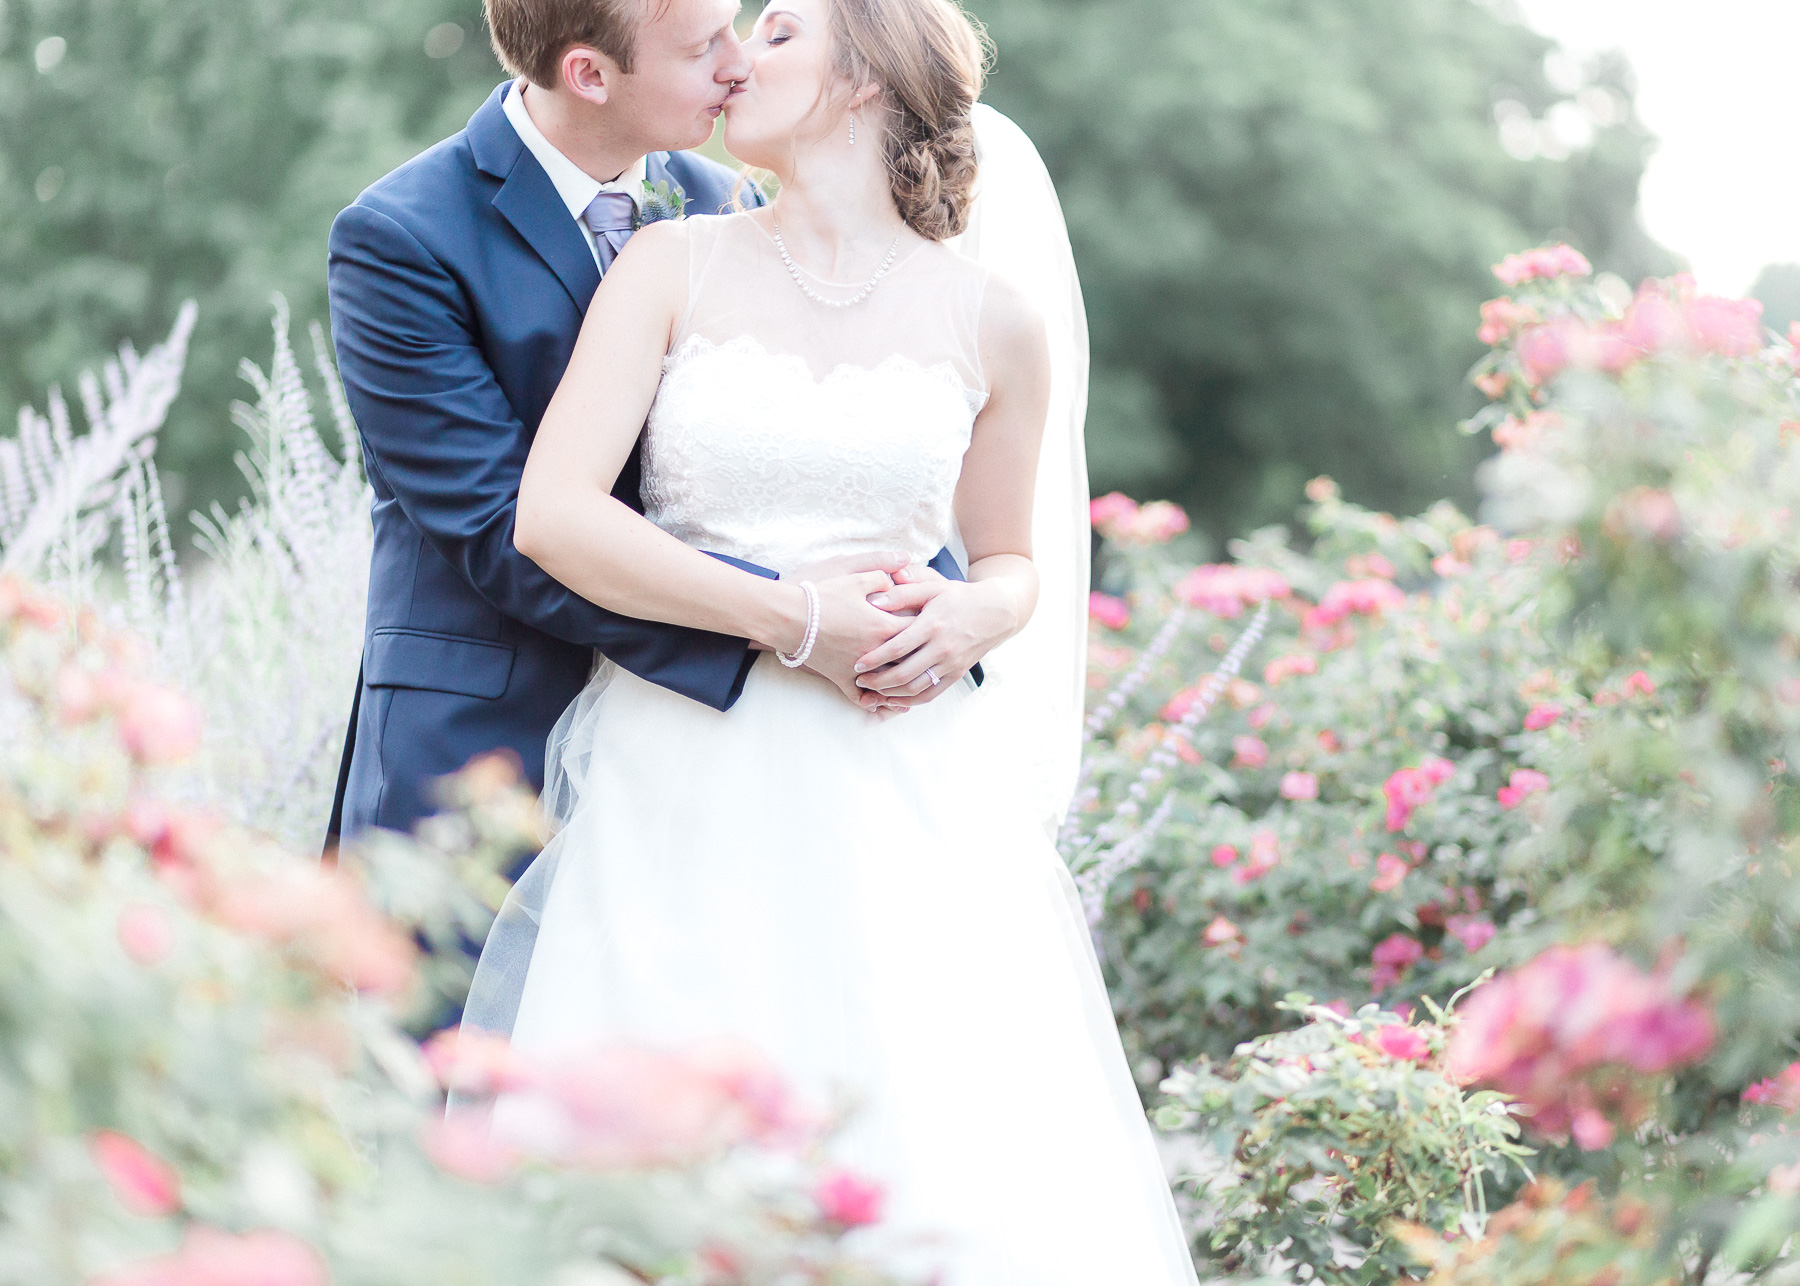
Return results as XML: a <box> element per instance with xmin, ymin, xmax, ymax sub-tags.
<box><xmin>502</xmin><ymin>78</ymin><xmax>649</xmax><ymax>270</ymax></box>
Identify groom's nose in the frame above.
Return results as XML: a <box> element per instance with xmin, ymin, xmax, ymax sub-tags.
<box><xmin>715</xmin><ymin>28</ymin><xmax>752</xmax><ymax>85</ymax></box>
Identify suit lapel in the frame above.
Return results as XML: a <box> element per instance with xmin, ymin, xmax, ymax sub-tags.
<box><xmin>493</xmin><ymin>165</ymin><xmax>601</xmax><ymax>312</ymax></box>
<box><xmin>471</xmin><ymin>82</ymin><xmax>601</xmax><ymax>314</ymax></box>
<box><xmin>645</xmin><ymin>151</ymin><xmax>673</xmax><ymax>205</ymax></box>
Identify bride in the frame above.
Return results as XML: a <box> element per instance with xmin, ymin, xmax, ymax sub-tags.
<box><xmin>465</xmin><ymin>0</ymin><xmax>1198</xmax><ymax>1278</ymax></box>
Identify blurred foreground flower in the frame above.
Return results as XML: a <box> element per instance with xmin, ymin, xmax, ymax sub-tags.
<box><xmin>1448</xmin><ymin>944</ymin><xmax>1713</xmax><ymax>1148</ymax></box>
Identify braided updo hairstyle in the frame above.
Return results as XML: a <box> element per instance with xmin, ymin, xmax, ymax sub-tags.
<box><xmin>829</xmin><ymin>0</ymin><xmax>992</xmax><ymax>241</ymax></box>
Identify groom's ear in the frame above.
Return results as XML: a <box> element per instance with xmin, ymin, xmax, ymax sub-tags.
<box><xmin>560</xmin><ymin>44</ymin><xmax>622</xmax><ymax>106</ymax></box>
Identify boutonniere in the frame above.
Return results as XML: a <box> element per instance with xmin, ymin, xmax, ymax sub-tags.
<box><xmin>634</xmin><ymin>178</ymin><xmax>688</xmax><ymax>230</ymax></box>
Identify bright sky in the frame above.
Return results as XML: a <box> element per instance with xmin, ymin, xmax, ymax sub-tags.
<box><xmin>1512</xmin><ymin>0</ymin><xmax>1800</xmax><ymax>297</ymax></box>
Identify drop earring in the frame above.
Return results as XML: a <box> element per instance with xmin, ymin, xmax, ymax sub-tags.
<box><xmin>849</xmin><ymin>111</ymin><xmax>857</xmax><ymax>146</ymax></box>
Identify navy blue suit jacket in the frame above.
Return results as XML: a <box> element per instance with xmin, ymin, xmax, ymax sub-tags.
<box><xmin>325</xmin><ymin>83</ymin><xmax>969</xmax><ymax>841</ymax></box>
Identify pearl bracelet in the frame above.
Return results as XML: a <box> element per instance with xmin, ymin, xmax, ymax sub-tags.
<box><xmin>777</xmin><ymin>580</ymin><xmax>820</xmax><ymax>668</ymax></box>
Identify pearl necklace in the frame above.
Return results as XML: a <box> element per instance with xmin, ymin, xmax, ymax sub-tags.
<box><xmin>771</xmin><ymin>221</ymin><xmax>904</xmax><ymax>309</ymax></box>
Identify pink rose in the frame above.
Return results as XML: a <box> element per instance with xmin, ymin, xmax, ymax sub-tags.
<box><xmin>1743</xmin><ymin>1063</ymin><xmax>1800</xmax><ymax>1111</ymax></box>
<box><xmin>1623</xmin><ymin>671</ymin><xmax>1656</xmax><ymax>697</ymax></box>
<box><xmin>1202</xmin><ymin>915</ymin><xmax>1242</xmax><ymax>947</ymax></box>
<box><xmin>1369</xmin><ymin>853</ymin><xmax>1409</xmax><ymax>894</ymax></box>
<box><xmin>1088</xmin><ymin>492</ymin><xmax>1139</xmax><ymax>532</ymax></box>
<box><xmin>1497</xmin><ymin>768</ymin><xmax>1550</xmax><ymax>810</ymax></box>
<box><xmin>1232</xmin><ymin>830</ymin><xmax>1281</xmax><ymax>884</ymax></box>
<box><xmin>1371</xmin><ymin>934</ymin><xmax>1424</xmax><ymax>992</ymax></box>
<box><xmin>1159</xmin><ymin>686</ymin><xmax>1201</xmax><ymax>722</ymax></box>
<box><xmin>1231</xmin><ymin>736</ymin><xmax>1269</xmax><ymax>769</ymax></box>
<box><xmin>1210</xmin><ymin>844</ymin><xmax>1239</xmax><ymax>869</ymax></box>
<box><xmin>91</xmin><ymin>1131</ymin><xmax>181</xmax><ymax>1217</ymax></box>
<box><xmin>1375</xmin><ymin>1024</ymin><xmax>1430</xmax><ymax>1063</ymax></box>
<box><xmin>1131</xmin><ymin>500</ymin><xmax>1190</xmax><ymax>544</ymax></box>
<box><xmin>117</xmin><ymin>684</ymin><xmax>203</xmax><ymax>765</ymax></box>
<box><xmin>1621</xmin><ymin>289</ymin><xmax>1685</xmax><ymax>354</ymax></box>
<box><xmin>1174</xmin><ymin>564</ymin><xmax>1291</xmax><ymax>617</ymax></box>
<box><xmin>1372</xmin><ymin>934</ymin><xmax>1424</xmax><ymax>970</ymax></box>
<box><xmin>1279</xmin><ymin>771</ymin><xmax>1319</xmax><ymax>801</ymax></box>
<box><xmin>1306</xmin><ymin>579</ymin><xmax>1406</xmax><ymax>630</ymax></box>
<box><xmin>1087</xmin><ymin>592</ymin><xmax>1130</xmax><ymax>631</ymax></box>
<box><xmin>1523</xmin><ymin>702</ymin><xmax>1564</xmax><ymax>731</ymax></box>
<box><xmin>1477</xmin><ymin>296</ymin><xmax>1540</xmax><ymax>346</ymax></box>
<box><xmin>1570</xmin><ymin>1109</ymin><xmax>1615</xmax><ymax>1152</ymax></box>
<box><xmin>116</xmin><ymin>904</ymin><xmax>175</xmax><ymax>966</ymax></box>
<box><xmin>1517</xmin><ymin>316</ymin><xmax>1585</xmax><ymax>385</ymax></box>
<box><xmin>815</xmin><ymin>1168</ymin><xmax>886</xmax><ymax>1227</ymax></box>
<box><xmin>1263</xmin><ymin>654</ymin><xmax>1318</xmax><ymax>686</ymax></box>
<box><xmin>1382</xmin><ymin>760</ymin><xmax>1452</xmax><ymax>832</ymax></box>
<box><xmin>1493</xmin><ymin>244</ymin><xmax>1592</xmax><ymax>287</ymax></box>
<box><xmin>1474</xmin><ymin>371</ymin><xmax>1510</xmax><ymax>399</ymax></box>
<box><xmin>1686</xmin><ymin>295</ymin><xmax>1764</xmax><ymax>357</ymax></box>
<box><xmin>1447</xmin><ymin>915</ymin><xmax>1496</xmax><ymax>954</ymax></box>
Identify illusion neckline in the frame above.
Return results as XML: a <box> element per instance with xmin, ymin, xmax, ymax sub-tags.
<box><xmin>660</xmin><ymin>332</ymin><xmax>990</xmax><ymax>415</ymax></box>
<box><xmin>740</xmin><ymin>212</ymin><xmax>935</xmax><ymax>289</ymax></box>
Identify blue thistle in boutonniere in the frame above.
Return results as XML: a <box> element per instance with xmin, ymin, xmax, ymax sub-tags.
<box><xmin>634</xmin><ymin>179</ymin><xmax>688</xmax><ymax>229</ymax></box>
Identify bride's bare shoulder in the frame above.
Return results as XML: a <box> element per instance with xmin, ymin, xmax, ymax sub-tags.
<box><xmin>975</xmin><ymin>269</ymin><xmax>1049</xmax><ymax>382</ymax></box>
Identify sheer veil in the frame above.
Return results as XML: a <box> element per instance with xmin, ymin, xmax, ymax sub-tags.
<box><xmin>949</xmin><ymin>105</ymin><xmax>1092</xmax><ymax>835</ymax></box>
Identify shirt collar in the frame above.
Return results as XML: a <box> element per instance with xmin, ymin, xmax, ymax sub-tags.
<box><xmin>502</xmin><ymin>78</ymin><xmax>648</xmax><ymax>218</ymax></box>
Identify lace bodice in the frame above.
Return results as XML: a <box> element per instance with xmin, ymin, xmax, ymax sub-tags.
<box><xmin>641</xmin><ymin>213</ymin><xmax>990</xmax><ymax>575</ymax></box>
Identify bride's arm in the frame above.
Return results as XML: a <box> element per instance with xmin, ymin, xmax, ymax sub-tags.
<box><xmin>516</xmin><ymin>221</ymin><xmax>900</xmax><ymax>666</ymax></box>
<box><xmin>852</xmin><ymin>276</ymin><xmax>1051</xmax><ymax>701</ymax></box>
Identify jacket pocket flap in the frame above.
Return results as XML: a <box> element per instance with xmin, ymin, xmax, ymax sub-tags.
<box><xmin>365</xmin><ymin>629</ymin><xmax>515</xmax><ymax>699</ymax></box>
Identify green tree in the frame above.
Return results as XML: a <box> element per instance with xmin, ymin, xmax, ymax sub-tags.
<box><xmin>0</xmin><ymin>0</ymin><xmax>503</xmax><ymax>514</ymax></box>
<box><xmin>970</xmin><ymin>0</ymin><xmax>1673</xmax><ymax>538</ymax></box>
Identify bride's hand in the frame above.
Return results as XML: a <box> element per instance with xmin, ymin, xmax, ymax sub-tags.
<box><xmin>851</xmin><ymin>576</ymin><xmax>1018</xmax><ymax>706</ymax></box>
<box><xmin>802</xmin><ymin>571</ymin><xmax>911</xmax><ymax>705</ymax></box>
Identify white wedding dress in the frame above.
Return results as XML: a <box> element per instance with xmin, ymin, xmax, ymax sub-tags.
<box><xmin>467</xmin><ymin>211</ymin><xmax>1198</xmax><ymax>1284</ymax></box>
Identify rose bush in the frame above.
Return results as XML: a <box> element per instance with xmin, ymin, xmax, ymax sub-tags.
<box><xmin>1075</xmin><ymin>247</ymin><xmax>1800</xmax><ymax>1280</ymax></box>
<box><xmin>0</xmin><ymin>586</ymin><xmax>916</xmax><ymax>1285</ymax></box>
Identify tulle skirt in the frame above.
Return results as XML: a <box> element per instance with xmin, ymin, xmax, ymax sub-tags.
<box><xmin>466</xmin><ymin>655</ymin><xmax>1198</xmax><ymax>1285</ymax></box>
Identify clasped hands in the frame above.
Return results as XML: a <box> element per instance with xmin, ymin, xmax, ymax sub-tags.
<box><xmin>788</xmin><ymin>552</ymin><xmax>1012</xmax><ymax>715</ymax></box>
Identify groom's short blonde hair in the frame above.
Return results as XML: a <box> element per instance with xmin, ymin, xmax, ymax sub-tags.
<box><xmin>485</xmin><ymin>0</ymin><xmax>646</xmax><ymax>85</ymax></box>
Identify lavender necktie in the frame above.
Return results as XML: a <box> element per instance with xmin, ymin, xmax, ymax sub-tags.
<box><xmin>582</xmin><ymin>191</ymin><xmax>638</xmax><ymax>275</ymax></box>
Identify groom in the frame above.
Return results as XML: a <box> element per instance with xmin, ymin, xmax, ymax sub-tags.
<box><xmin>324</xmin><ymin>0</ymin><xmax>997</xmax><ymax>843</ymax></box>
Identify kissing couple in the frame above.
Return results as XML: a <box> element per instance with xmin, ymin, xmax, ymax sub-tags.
<box><xmin>325</xmin><ymin>0</ymin><xmax>1198</xmax><ymax>1277</ymax></box>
